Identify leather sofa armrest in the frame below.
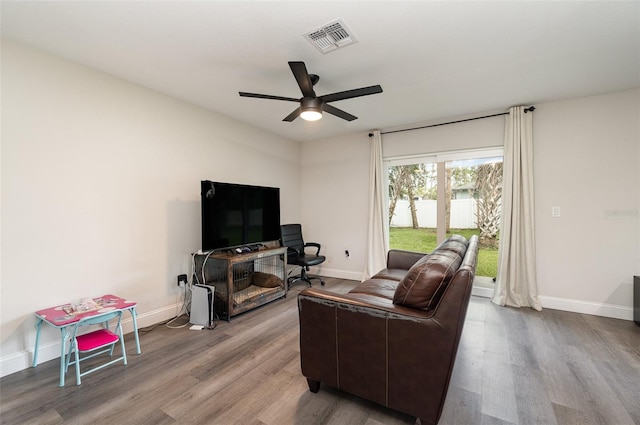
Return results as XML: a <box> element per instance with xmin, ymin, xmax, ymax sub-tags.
<box><xmin>298</xmin><ymin>287</ymin><xmax>436</xmax><ymax>400</ymax></box>
<box><xmin>299</xmin><ymin>287</ymin><xmax>433</xmax><ymax>319</ymax></box>
<box><xmin>298</xmin><ymin>286</ymin><xmax>465</xmax><ymax>418</ymax></box>
<box><xmin>386</xmin><ymin>249</ymin><xmax>427</xmax><ymax>270</ymax></box>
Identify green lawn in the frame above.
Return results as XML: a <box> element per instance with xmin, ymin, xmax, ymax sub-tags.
<box><xmin>389</xmin><ymin>227</ymin><xmax>498</xmax><ymax>278</ymax></box>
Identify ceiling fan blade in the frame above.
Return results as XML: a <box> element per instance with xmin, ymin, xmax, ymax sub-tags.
<box><xmin>283</xmin><ymin>107</ymin><xmax>301</xmax><ymax>122</ymax></box>
<box><xmin>289</xmin><ymin>61</ymin><xmax>316</xmax><ymax>98</ymax></box>
<box><xmin>239</xmin><ymin>92</ymin><xmax>299</xmax><ymax>102</ymax></box>
<box><xmin>320</xmin><ymin>85</ymin><xmax>383</xmax><ymax>103</ymax></box>
<box><xmin>322</xmin><ymin>103</ymin><xmax>357</xmax><ymax>122</ymax></box>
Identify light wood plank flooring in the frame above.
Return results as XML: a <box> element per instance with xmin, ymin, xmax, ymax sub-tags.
<box><xmin>1</xmin><ymin>278</ymin><xmax>639</xmax><ymax>425</ymax></box>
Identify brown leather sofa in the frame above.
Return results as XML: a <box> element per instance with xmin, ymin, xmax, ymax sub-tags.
<box><xmin>298</xmin><ymin>235</ymin><xmax>479</xmax><ymax>425</ymax></box>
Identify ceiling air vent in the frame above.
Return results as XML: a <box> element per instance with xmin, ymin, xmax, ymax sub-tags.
<box><xmin>304</xmin><ymin>19</ymin><xmax>358</xmax><ymax>54</ymax></box>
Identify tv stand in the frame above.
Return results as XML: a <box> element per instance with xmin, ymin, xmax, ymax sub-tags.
<box><xmin>192</xmin><ymin>246</ymin><xmax>287</xmax><ymax>321</ymax></box>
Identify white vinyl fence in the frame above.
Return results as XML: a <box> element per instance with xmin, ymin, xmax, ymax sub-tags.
<box><xmin>390</xmin><ymin>199</ymin><xmax>478</xmax><ymax>229</ymax></box>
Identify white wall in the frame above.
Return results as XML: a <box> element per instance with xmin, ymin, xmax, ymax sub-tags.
<box><xmin>0</xmin><ymin>39</ymin><xmax>302</xmax><ymax>376</ymax></box>
<box><xmin>534</xmin><ymin>89</ymin><xmax>640</xmax><ymax>318</ymax></box>
<box><xmin>300</xmin><ymin>132</ymin><xmax>371</xmax><ymax>281</ymax></box>
<box><xmin>382</xmin><ymin>113</ymin><xmax>504</xmax><ymax>157</ymax></box>
<box><xmin>304</xmin><ymin>89</ymin><xmax>640</xmax><ymax>321</ymax></box>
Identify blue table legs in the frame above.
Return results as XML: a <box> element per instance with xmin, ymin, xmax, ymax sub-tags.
<box><xmin>129</xmin><ymin>307</ymin><xmax>141</xmax><ymax>354</ymax></box>
<box><xmin>32</xmin><ymin>318</ymin><xmax>43</xmax><ymax>368</ymax></box>
<box><xmin>59</xmin><ymin>328</ymin><xmax>67</xmax><ymax>387</ymax></box>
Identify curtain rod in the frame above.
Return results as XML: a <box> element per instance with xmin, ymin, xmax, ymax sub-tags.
<box><xmin>369</xmin><ymin>106</ymin><xmax>535</xmax><ymax>137</ymax></box>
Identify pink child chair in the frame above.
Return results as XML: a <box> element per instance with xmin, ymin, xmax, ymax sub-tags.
<box><xmin>64</xmin><ymin>309</ymin><xmax>127</xmax><ymax>385</ymax></box>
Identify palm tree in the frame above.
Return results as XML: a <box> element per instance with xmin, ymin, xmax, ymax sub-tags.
<box><xmin>474</xmin><ymin>162</ymin><xmax>503</xmax><ymax>248</ymax></box>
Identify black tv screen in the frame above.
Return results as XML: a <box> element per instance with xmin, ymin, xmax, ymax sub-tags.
<box><xmin>201</xmin><ymin>181</ymin><xmax>281</xmax><ymax>251</ymax></box>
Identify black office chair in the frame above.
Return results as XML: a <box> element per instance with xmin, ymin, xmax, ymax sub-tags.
<box><xmin>280</xmin><ymin>224</ymin><xmax>325</xmax><ymax>288</ymax></box>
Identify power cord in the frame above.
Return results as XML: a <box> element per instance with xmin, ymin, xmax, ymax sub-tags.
<box><xmin>165</xmin><ymin>314</ymin><xmax>190</xmax><ymax>329</ymax></box>
<box><xmin>205</xmin><ymin>313</ymin><xmax>219</xmax><ymax>330</ymax></box>
<box><xmin>166</xmin><ymin>275</ymin><xmax>192</xmax><ymax>328</ymax></box>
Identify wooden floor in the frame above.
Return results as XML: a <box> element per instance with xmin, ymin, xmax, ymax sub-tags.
<box><xmin>1</xmin><ymin>277</ymin><xmax>639</xmax><ymax>425</ymax></box>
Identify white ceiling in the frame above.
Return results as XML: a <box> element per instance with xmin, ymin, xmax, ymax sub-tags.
<box><xmin>2</xmin><ymin>1</ymin><xmax>639</xmax><ymax>142</ymax></box>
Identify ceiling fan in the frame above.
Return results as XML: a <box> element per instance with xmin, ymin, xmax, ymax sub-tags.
<box><xmin>239</xmin><ymin>61</ymin><xmax>383</xmax><ymax>122</ymax></box>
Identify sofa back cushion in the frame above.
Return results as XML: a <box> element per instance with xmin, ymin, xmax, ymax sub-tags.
<box><xmin>433</xmin><ymin>235</ymin><xmax>468</xmax><ymax>259</ymax></box>
<box><xmin>392</xmin><ymin>250</ymin><xmax>463</xmax><ymax>310</ymax></box>
<box><xmin>371</xmin><ymin>267</ymin><xmax>412</xmax><ymax>282</ymax></box>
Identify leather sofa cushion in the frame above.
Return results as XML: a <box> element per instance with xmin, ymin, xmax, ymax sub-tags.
<box><xmin>392</xmin><ymin>251</ymin><xmax>463</xmax><ymax>310</ymax></box>
<box><xmin>446</xmin><ymin>234</ymin><xmax>468</xmax><ymax>244</ymax></box>
<box><xmin>386</xmin><ymin>249</ymin><xmax>427</xmax><ymax>271</ymax></box>
<box><xmin>348</xmin><ymin>278</ymin><xmax>400</xmax><ymax>300</ymax></box>
<box><xmin>433</xmin><ymin>237</ymin><xmax>468</xmax><ymax>259</ymax></box>
<box><xmin>371</xmin><ymin>268</ymin><xmax>408</xmax><ymax>282</ymax></box>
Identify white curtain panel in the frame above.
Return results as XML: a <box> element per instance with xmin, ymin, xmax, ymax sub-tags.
<box><xmin>492</xmin><ymin>107</ymin><xmax>542</xmax><ymax>311</ymax></box>
<box><xmin>363</xmin><ymin>130</ymin><xmax>389</xmax><ymax>280</ymax></box>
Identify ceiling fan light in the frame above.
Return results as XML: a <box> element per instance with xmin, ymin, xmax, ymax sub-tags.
<box><xmin>300</xmin><ymin>97</ymin><xmax>323</xmax><ymax>121</ymax></box>
<box><xmin>300</xmin><ymin>109</ymin><xmax>323</xmax><ymax>121</ymax></box>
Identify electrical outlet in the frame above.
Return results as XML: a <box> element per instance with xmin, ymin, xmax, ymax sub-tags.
<box><xmin>345</xmin><ymin>250</ymin><xmax>350</xmax><ymax>260</ymax></box>
<box><xmin>177</xmin><ymin>274</ymin><xmax>188</xmax><ymax>286</ymax></box>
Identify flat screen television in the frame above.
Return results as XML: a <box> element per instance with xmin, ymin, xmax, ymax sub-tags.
<box><xmin>201</xmin><ymin>180</ymin><xmax>281</xmax><ymax>251</ymax></box>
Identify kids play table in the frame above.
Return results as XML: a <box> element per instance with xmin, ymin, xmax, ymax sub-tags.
<box><xmin>33</xmin><ymin>294</ymin><xmax>141</xmax><ymax>386</ymax></box>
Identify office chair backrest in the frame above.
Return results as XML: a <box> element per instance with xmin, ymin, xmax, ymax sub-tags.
<box><xmin>281</xmin><ymin>224</ymin><xmax>305</xmax><ymax>253</ymax></box>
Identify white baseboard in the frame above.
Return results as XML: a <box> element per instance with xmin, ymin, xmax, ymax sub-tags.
<box><xmin>310</xmin><ymin>266</ymin><xmax>363</xmax><ymax>282</ymax></box>
<box><xmin>471</xmin><ymin>286</ymin><xmax>494</xmax><ymax>298</ymax></box>
<box><xmin>0</xmin><ymin>303</ymin><xmax>180</xmax><ymax>379</ymax></box>
<box><xmin>471</xmin><ymin>287</ymin><xmax>633</xmax><ymax>321</ymax></box>
<box><xmin>539</xmin><ymin>295</ymin><xmax>634</xmax><ymax>321</ymax></box>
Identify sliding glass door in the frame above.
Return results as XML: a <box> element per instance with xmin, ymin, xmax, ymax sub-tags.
<box><xmin>386</xmin><ymin>148</ymin><xmax>503</xmax><ymax>283</ymax></box>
